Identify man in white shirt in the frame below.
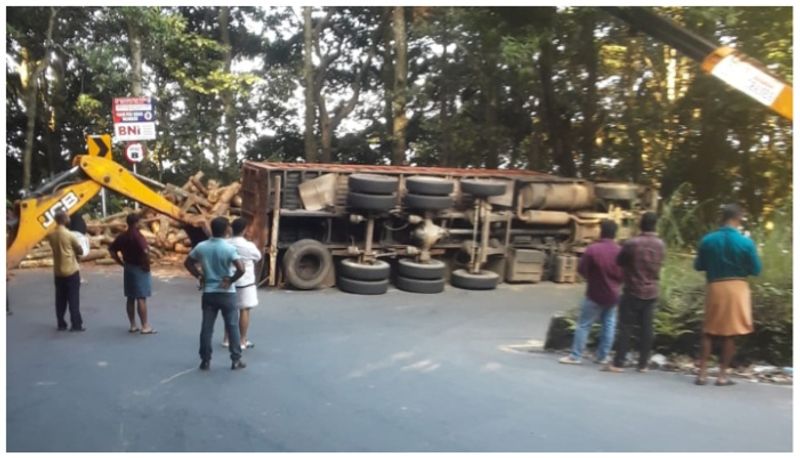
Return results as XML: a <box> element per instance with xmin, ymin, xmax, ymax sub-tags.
<box><xmin>223</xmin><ymin>218</ymin><xmax>263</xmax><ymax>350</ymax></box>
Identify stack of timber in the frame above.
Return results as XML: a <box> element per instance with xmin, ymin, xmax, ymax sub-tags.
<box><xmin>18</xmin><ymin>172</ymin><xmax>242</xmax><ymax>269</ymax></box>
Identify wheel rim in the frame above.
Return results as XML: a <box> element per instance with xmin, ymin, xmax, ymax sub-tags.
<box><xmin>296</xmin><ymin>254</ymin><xmax>322</xmax><ymax>280</ymax></box>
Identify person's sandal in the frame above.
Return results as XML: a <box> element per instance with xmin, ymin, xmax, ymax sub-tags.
<box><xmin>128</xmin><ymin>327</ymin><xmax>140</xmax><ymax>333</ymax></box>
<box><xmin>140</xmin><ymin>328</ymin><xmax>158</xmax><ymax>335</ymax></box>
<box><xmin>694</xmin><ymin>377</ymin><xmax>708</xmax><ymax>386</ymax></box>
<box><xmin>715</xmin><ymin>379</ymin><xmax>736</xmax><ymax>386</ymax></box>
<box><xmin>602</xmin><ymin>364</ymin><xmax>624</xmax><ymax>373</ymax></box>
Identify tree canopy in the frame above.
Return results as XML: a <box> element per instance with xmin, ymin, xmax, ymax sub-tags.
<box><xmin>5</xmin><ymin>6</ymin><xmax>793</xmax><ymax>225</ymax></box>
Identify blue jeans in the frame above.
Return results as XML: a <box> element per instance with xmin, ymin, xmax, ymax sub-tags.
<box><xmin>199</xmin><ymin>293</ymin><xmax>242</xmax><ymax>362</ymax></box>
<box><xmin>570</xmin><ymin>297</ymin><xmax>617</xmax><ymax>361</ymax></box>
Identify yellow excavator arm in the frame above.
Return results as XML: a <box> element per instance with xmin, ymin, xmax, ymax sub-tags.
<box><xmin>7</xmin><ymin>154</ymin><xmax>203</xmax><ymax>270</ymax></box>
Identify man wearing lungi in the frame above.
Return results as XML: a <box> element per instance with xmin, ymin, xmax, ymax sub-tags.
<box><xmin>109</xmin><ymin>213</ymin><xmax>157</xmax><ymax>335</ymax></box>
<box><xmin>222</xmin><ymin>218</ymin><xmax>262</xmax><ymax>351</ymax></box>
<box><xmin>694</xmin><ymin>204</ymin><xmax>762</xmax><ymax>386</ymax></box>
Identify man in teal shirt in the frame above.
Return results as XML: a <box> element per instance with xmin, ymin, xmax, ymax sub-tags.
<box><xmin>185</xmin><ymin>217</ymin><xmax>246</xmax><ymax>370</ymax></box>
<box><xmin>694</xmin><ymin>204</ymin><xmax>761</xmax><ymax>386</ymax></box>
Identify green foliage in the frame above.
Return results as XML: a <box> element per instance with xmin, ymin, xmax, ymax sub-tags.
<box><xmin>5</xmin><ymin>6</ymin><xmax>793</xmax><ymax>222</ymax></box>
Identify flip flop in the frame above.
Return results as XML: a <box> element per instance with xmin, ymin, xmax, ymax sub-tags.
<box><xmin>694</xmin><ymin>378</ymin><xmax>708</xmax><ymax>386</ymax></box>
<box><xmin>140</xmin><ymin>329</ymin><xmax>158</xmax><ymax>335</ymax></box>
<box><xmin>715</xmin><ymin>379</ymin><xmax>736</xmax><ymax>386</ymax></box>
<box><xmin>128</xmin><ymin>328</ymin><xmax>140</xmax><ymax>333</ymax></box>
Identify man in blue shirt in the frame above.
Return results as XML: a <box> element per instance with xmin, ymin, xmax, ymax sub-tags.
<box><xmin>184</xmin><ymin>217</ymin><xmax>247</xmax><ymax>370</ymax></box>
<box><xmin>694</xmin><ymin>204</ymin><xmax>762</xmax><ymax>386</ymax></box>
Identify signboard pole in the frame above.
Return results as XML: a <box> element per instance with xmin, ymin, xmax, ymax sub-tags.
<box><xmin>133</xmin><ymin>162</ymin><xmax>139</xmax><ymax>210</ymax></box>
<box><xmin>101</xmin><ymin>188</ymin><xmax>107</xmax><ymax>218</ymax></box>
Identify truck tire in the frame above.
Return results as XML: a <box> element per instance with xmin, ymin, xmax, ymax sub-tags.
<box><xmin>460</xmin><ymin>179</ymin><xmax>507</xmax><ymax>198</ymax></box>
<box><xmin>338</xmin><ymin>258</ymin><xmax>391</xmax><ymax>281</ymax></box>
<box><xmin>349</xmin><ymin>173</ymin><xmax>399</xmax><ymax>194</ymax></box>
<box><xmin>397</xmin><ymin>258</ymin><xmax>446</xmax><ymax>280</ymax></box>
<box><xmin>594</xmin><ymin>183</ymin><xmax>638</xmax><ymax>200</ymax></box>
<box><xmin>348</xmin><ymin>191</ymin><xmax>397</xmax><ymax>212</ymax></box>
<box><xmin>405</xmin><ymin>176</ymin><xmax>454</xmax><ymax>196</ymax></box>
<box><xmin>337</xmin><ymin>276</ymin><xmax>390</xmax><ymax>295</ymax></box>
<box><xmin>283</xmin><ymin>239</ymin><xmax>334</xmax><ymax>290</ymax></box>
<box><xmin>395</xmin><ymin>275</ymin><xmax>445</xmax><ymax>294</ymax></box>
<box><xmin>451</xmin><ymin>268</ymin><xmax>500</xmax><ymax>290</ymax></box>
<box><xmin>404</xmin><ymin>193</ymin><xmax>453</xmax><ymax>211</ymax></box>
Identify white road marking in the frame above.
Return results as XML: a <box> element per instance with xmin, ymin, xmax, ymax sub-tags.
<box><xmin>159</xmin><ymin>368</ymin><xmax>195</xmax><ymax>385</ymax></box>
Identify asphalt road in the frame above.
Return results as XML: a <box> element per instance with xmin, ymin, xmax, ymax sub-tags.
<box><xmin>6</xmin><ymin>268</ymin><xmax>792</xmax><ymax>452</ymax></box>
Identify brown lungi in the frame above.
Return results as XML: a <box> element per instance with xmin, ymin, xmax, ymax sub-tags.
<box><xmin>703</xmin><ymin>279</ymin><xmax>753</xmax><ymax>336</ymax></box>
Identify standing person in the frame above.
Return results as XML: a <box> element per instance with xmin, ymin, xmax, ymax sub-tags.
<box><xmin>222</xmin><ymin>218</ymin><xmax>262</xmax><ymax>350</ymax></box>
<box><xmin>184</xmin><ymin>217</ymin><xmax>247</xmax><ymax>370</ymax></box>
<box><xmin>694</xmin><ymin>204</ymin><xmax>761</xmax><ymax>386</ymax></box>
<box><xmin>109</xmin><ymin>213</ymin><xmax>156</xmax><ymax>334</ymax></box>
<box><xmin>606</xmin><ymin>212</ymin><xmax>666</xmax><ymax>373</ymax></box>
<box><xmin>46</xmin><ymin>211</ymin><xmax>86</xmax><ymax>331</ymax></box>
<box><xmin>560</xmin><ymin>220</ymin><xmax>624</xmax><ymax>365</ymax></box>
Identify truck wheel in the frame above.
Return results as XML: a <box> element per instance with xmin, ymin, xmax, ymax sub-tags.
<box><xmin>460</xmin><ymin>179</ymin><xmax>507</xmax><ymax>198</ymax></box>
<box><xmin>397</xmin><ymin>258</ymin><xmax>446</xmax><ymax>280</ymax></box>
<box><xmin>451</xmin><ymin>268</ymin><xmax>500</xmax><ymax>290</ymax></box>
<box><xmin>594</xmin><ymin>183</ymin><xmax>638</xmax><ymax>200</ymax></box>
<box><xmin>395</xmin><ymin>275</ymin><xmax>445</xmax><ymax>294</ymax></box>
<box><xmin>337</xmin><ymin>276</ymin><xmax>390</xmax><ymax>295</ymax></box>
<box><xmin>405</xmin><ymin>176</ymin><xmax>454</xmax><ymax>196</ymax></box>
<box><xmin>348</xmin><ymin>191</ymin><xmax>397</xmax><ymax>212</ymax></box>
<box><xmin>404</xmin><ymin>193</ymin><xmax>453</xmax><ymax>211</ymax></box>
<box><xmin>338</xmin><ymin>258</ymin><xmax>391</xmax><ymax>281</ymax></box>
<box><xmin>349</xmin><ymin>173</ymin><xmax>399</xmax><ymax>194</ymax></box>
<box><xmin>283</xmin><ymin>239</ymin><xmax>333</xmax><ymax>290</ymax></box>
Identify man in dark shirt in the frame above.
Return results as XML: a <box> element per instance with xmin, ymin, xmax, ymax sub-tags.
<box><xmin>109</xmin><ymin>213</ymin><xmax>156</xmax><ymax>334</ymax></box>
<box><xmin>606</xmin><ymin>211</ymin><xmax>665</xmax><ymax>373</ymax></box>
<box><xmin>560</xmin><ymin>220</ymin><xmax>624</xmax><ymax>365</ymax></box>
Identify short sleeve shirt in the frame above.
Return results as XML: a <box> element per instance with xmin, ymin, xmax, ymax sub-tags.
<box><xmin>227</xmin><ymin>236</ymin><xmax>262</xmax><ymax>287</ymax></box>
<box><xmin>188</xmin><ymin>238</ymin><xmax>241</xmax><ymax>293</ymax></box>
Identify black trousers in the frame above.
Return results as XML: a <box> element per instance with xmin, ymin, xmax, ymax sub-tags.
<box><xmin>613</xmin><ymin>294</ymin><xmax>656</xmax><ymax>369</ymax></box>
<box><xmin>55</xmin><ymin>272</ymin><xmax>82</xmax><ymax>329</ymax></box>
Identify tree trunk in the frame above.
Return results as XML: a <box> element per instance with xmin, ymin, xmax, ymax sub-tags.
<box><xmin>21</xmin><ymin>7</ymin><xmax>57</xmax><ymax>192</ymax></box>
<box><xmin>127</xmin><ymin>20</ymin><xmax>143</xmax><ymax>97</ymax></box>
<box><xmin>623</xmin><ymin>39</ymin><xmax>643</xmax><ymax>182</ymax></box>
<box><xmin>438</xmin><ymin>19</ymin><xmax>451</xmax><ymax>167</ymax></box>
<box><xmin>391</xmin><ymin>7</ymin><xmax>408</xmax><ymax>165</ymax></box>
<box><xmin>579</xmin><ymin>13</ymin><xmax>598</xmax><ymax>179</ymax></box>
<box><xmin>219</xmin><ymin>7</ymin><xmax>238</xmax><ymax>175</ymax></box>
<box><xmin>317</xmin><ymin>87</ymin><xmax>333</xmax><ymax>161</ymax></box>
<box><xmin>302</xmin><ymin>7</ymin><xmax>318</xmax><ymax>162</ymax></box>
<box><xmin>538</xmin><ymin>36</ymin><xmax>576</xmax><ymax>177</ymax></box>
<box><xmin>484</xmin><ymin>75</ymin><xmax>500</xmax><ymax>169</ymax></box>
<box><xmin>381</xmin><ymin>8</ymin><xmax>394</xmax><ymax>160</ymax></box>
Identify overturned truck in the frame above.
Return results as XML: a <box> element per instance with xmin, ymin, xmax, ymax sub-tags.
<box><xmin>240</xmin><ymin>161</ymin><xmax>657</xmax><ymax>294</ymax></box>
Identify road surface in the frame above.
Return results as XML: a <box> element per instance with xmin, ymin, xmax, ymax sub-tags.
<box><xmin>6</xmin><ymin>268</ymin><xmax>792</xmax><ymax>452</ymax></box>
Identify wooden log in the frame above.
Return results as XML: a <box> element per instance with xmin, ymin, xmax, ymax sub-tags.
<box><xmin>157</xmin><ymin>216</ymin><xmax>170</xmax><ymax>247</ymax></box>
<box><xmin>100</xmin><ymin>210</ymin><xmax>130</xmax><ymax>223</ymax></box>
<box><xmin>80</xmin><ymin>249</ymin><xmax>110</xmax><ymax>262</ymax></box>
<box><xmin>182</xmin><ymin>171</ymin><xmax>204</xmax><ymax>191</ymax></box>
<box><xmin>174</xmin><ymin>243</ymin><xmax>191</xmax><ymax>254</ymax></box>
<box><xmin>190</xmin><ymin>175</ymin><xmax>209</xmax><ymax>196</ymax></box>
<box><xmin>211</xmin><ymin>182</ymin><xmax>242</xmax><ymax>216</ymax></box>
<box><xmin>95</xmin><ymin>258</ymin><xmax>118</xmax><ymax>266</ymax></box>
<box><xmin>19</xmin><ymin>259</ymin><xmax>54</xmax><ymax>268</ymax></box>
